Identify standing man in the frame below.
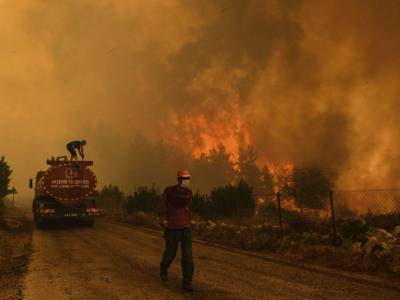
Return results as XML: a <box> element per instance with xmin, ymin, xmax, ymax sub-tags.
<box><xmin>159</xmin><ymin>169</ymin><xmax>194</xmax><ymax>292</ymax></box>
<box><xmin>66</xmin><ymin>140</ymin><xmax>86</xmax><ymax>161</ymax></box>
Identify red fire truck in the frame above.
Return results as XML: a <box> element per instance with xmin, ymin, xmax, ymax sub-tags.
<box><xmin>30</xmin><ymin>157</ymin><xmax>102</xmax><ymax>228</ymax></box>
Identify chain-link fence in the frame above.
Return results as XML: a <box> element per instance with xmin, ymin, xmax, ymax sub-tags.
<box><xmin>104</xmin><ymin>188</ymin><xmax>400</xmax><ymax>222</ymax></box>
<box><xmin>259</xmin><ymin>188</ymin><xmax>400</xmax><ymax>244</ymax></box>
<box><xmin>99</xmin><ymin>186</ymin><xmax>400</xmax><ymax>245</ymax></box>
<box><xmin>334</xmin><ymin>189</ymin><xmax>400</xmax><ymax>217</ymax></box>
<box><xmin>262</xmin><ymin>188</ymin><xmax>400</xmax><ymax>218</ymax></box>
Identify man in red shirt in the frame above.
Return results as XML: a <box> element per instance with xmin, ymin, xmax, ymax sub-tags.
<box><xmin>159</xmin><ymin>170</ymin><xmax>194</xmax><ymax>292</ymax></box>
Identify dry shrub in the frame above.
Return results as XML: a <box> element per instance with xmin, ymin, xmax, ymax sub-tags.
<box><xmin>363</xmin><ymin>212</ymin><xmax>400</xmax><ymax>231</ymax></box>
<box><xmin>125</xmin><ymin>211</ymin><xmax>159</xmax><ymax>229</ymax></box>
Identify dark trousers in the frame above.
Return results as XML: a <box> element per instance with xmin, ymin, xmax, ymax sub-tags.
<box><xmin>160</xmin><ymin>228</ymin><xmax>194</xmax><ymax>283</ymax></box>
<box><xmin>66</xmin><ymin>144</ymin><xmax>77</xmax><ymax>158</ymax></box>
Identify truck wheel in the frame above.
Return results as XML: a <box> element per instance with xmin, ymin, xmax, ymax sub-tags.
<box><xmin>34</xmin><ymin>212</ymin><xmax>46</xmax><ymax>229</ymax></box>
<box><xmin>36</xmin><ymin>219</ymin><xmax>47</xmax><ymax>229</ymax></box>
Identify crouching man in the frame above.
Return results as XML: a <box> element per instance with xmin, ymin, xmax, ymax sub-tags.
<box><xmin>159</xmin><ymin>169</ymin><xmax>194</xmax><ymax>292</ymax></box>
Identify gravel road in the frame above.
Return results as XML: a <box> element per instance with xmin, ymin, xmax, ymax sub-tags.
<box><xmin>22</xmin><ymin>219</ymin><xmax>400</xmax><ymax>300</ymax></box>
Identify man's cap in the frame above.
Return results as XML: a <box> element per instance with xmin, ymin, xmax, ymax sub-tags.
<box><xmin>177</xmin><ymin>169</ymin><xmax>191</xmax><ymax>178</ymax></box>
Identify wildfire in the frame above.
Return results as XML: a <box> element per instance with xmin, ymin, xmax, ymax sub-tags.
<box><xmin>267</xmin><ymin>162</ymin><xmax>294</xmax><ymax>192</ymax></box>
<box><xmin>257</xmin><ymin>196</ymin><xmax>265</xmax><ymax>205</ymax></box>
<box><xmin>280</xmin><ymin>198</ymin><xmax>301</xmax><ymax>212</ymax></box>
<box><xmin>165</xmin><ymin>110</ymin><xmax>252</xmax><ymax>162</ymax></box>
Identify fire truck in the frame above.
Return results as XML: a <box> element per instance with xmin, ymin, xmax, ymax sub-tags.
<box><xmin>30</xmin><ymin>157</ymin><xmax>101</xmax><ymax>228</ymax></box>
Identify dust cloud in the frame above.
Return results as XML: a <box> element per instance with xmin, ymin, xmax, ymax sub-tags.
<box><xmin>0</xmin><ymin>0</ymin><xmax>399</xmax><ymax>201</ymax></box>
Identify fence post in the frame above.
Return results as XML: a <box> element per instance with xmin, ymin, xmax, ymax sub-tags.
<box><xmin>276</xmin><ymin>192</ymin><xmax>283</xmax><ymax>234</ymax></box>
<box><xmin>123</xmin><ymin>197</ymin><xmax>127</xmax><ymax>218</ymax></box>
<box><xmin>329</xmin><ymin>190</ymin><xmax>337</xmax><ymax>245</ymax></box>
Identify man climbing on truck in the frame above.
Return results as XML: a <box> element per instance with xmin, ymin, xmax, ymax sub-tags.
<box><xmin>159</xmin><ymin>169</ymin><xmax>194</xmax><ymax>292</ymax></box>
<box><xmin>66</xmin><ymin>140</ymin><xmax>87</xmax><ymax>161</ymax></box>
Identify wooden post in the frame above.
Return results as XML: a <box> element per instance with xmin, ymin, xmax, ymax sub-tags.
<box><xmin>123</xmin><ymin>197</ymin><xmax>127</xmax><ymax>218</ymax></box>
<box><xmin>329</xmin><ymin>190</ymin><xmax>337</xmax><ymax>245</ymax></box>
<box><xmin>276</xmin><ymin>192</ymin><xmax>283</xmax><ymax>233</ymax></box>
<box><xmin>11</xmin><ymin>187</ymin><xmax>16</xmax><ymax>208</ymax></box>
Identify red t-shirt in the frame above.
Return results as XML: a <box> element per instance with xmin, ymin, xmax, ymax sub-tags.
<box><xmin>163</xmin><ymin>185</ymin><xmax>192</xmax><ymax>229</ymax></box>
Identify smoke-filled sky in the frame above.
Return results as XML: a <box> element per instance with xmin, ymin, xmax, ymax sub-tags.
<box><xmin>1</xmin><ymin>0</ymin><xmax>400</xmax><ymax>201</ymax></box>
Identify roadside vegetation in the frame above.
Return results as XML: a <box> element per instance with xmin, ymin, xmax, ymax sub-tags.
<box><xmin>99</xmin><ymin>184</ymin><xmax>400</xmax><ymax>277</ymax></box>
<box><xmin>0</xmin><ymin>156</ymin><xmax>31</xmax><ymax>299</ymax></box>
<box><xmin>100</xmin><ymin>181</ymin><xmax>400</xmax><ymax>277</ymax></box>
<box><xmin>96</xmin><ymin>143</ymin><xmax>400</xmax><ymax>277</ymax></box>
<box><xmin>0</xmin><ymin>156</ymin><xmax>14</xmax><ymax>225</ymax></box>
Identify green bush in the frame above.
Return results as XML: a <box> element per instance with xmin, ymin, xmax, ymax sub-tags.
<box><xmin>191</xmin><ymin>192</ymin><xmax>210</xmax><ymax>219</ymax></box>
<box><xmin>283</xmin><ymin>166</ymin><xmax>332</xmax><ymax>209</ymax></box>
<box><xmin>97</xmin><ymin>184</ymin><xmax>124</xmax><ymax>214</ymax></box>
<box><xmin>125</xmin><ymin>211</ymin><xmax>159</xmax><ymax>229</ymax></box>
<box><xmin>209</xmin><ymin>180</ymin><xmax>255</xmax><ymax>219</ymax></box>
<box><xmin>363</xmin><ymin>212</ymin><xmax>400</xmax><ymax>231</ymax></box>
<box><xmin>0</xmin><ymin>196</ymin><xmax>3</xmax><ymax>221</ymax></box>
<box><xmin>127</xmin><ymin>185</ymin><xmax>160</xmax><ymax>214</ymax></box>
<box><xmin>338</xmin><ymin>219</ymin><xmax>374</xmax><ymax>242</ymax></box>
<box><xmin>0</xmin><ymin>156</ymin><xmax>13</xmax><ymax>220</ymax></box>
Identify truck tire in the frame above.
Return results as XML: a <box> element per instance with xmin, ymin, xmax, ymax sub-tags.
<box><xmin>35</xmin><ymin>218</ymin><xmax>47</xmax><ymax>229</ymax></box>
<box><xmin>33</xmin><ymin>210</ymin><xmax>46</xmax><ymax>229</ymax></box>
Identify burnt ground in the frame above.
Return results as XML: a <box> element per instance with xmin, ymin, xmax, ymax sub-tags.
<box><xmin>0</xmin><ymin>208</ymin><xmax>33</xmax><ymax>300</ymax></box>
<box><xmin>20</xmin><ymin>217</ymin><xmax>400</xmax><ymax>300</ymax></box>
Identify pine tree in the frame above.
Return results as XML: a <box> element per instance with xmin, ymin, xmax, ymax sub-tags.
<box><xmin>0</xmin><ymin>156</ymin><xmax>13</xmax><ymax>217</ymax></box>
<box><xmin>286</xmin><ymin>166</ymin><xmax>331</xmax><ymax>209</ymax></box>
<box><xmin>260</xmin><ymin>166</ymin><xmax>275</xmax><ymax>202</ymax></box>
<box><xmin>190</xmin><ymin>144</ymin><xmax>235</xmax><ymax>193</ymax></box>
<box><xmin>236</xmin><ymin>146</ymin><xmax>263</xmax><ymax>194</ymax></box>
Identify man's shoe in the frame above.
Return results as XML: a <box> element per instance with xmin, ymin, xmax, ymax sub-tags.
<box><xmin>160</xmin><ymin>272</ymin><xmax>168</xmax><ymax>282</ymax></box>
<box><xmin>182</xmin><ymin>281</ymin><xmax>194</xmax><ymax>292</ymax></box>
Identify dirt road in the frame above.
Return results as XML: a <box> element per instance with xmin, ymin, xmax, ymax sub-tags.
<box><xmin>21</xmin><ymin>219</ymin><xmax>400</xmax><ymax>300</ymax></box>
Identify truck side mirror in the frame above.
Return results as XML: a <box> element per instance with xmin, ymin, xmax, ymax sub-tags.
<box><xmin>29</xmin><ymin>178</ymin><xmax>33</xmax><ymax>189</ymax></box>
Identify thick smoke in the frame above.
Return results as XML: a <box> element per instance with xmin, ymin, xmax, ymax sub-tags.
<box><xmin>1</xmin><ymin>0</ymin><xmax>400</xmax><ymax>200</ymax></box>
<box><xmin>296</xmin><ymin>0</ymin><xmax>400</xmax><ymax>188</ymax></box>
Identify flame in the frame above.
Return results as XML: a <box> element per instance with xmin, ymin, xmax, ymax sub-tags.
<box><xmin>267</xmin><ymin>162</ymin><xmax>294</xmax><ymax>192</ymax></box>
<box><xmin>257</xmin><ymin>196</ymin><xmax>265</xmax><ymax>205</ymax></box>
<box><xmin>281</xmin><ymin>198</ymin><xmax>301</xmax><ymax>212</ymax></box>
<box><xmin>164</xmin><ymin>108</ymin><xmax>251</xmax><ymax>161</ymax></box>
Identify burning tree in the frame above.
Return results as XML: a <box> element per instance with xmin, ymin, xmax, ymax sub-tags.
<box><xmin>260</xmin><ymin>166</ymin><xmax>275</xmax><ymax>201</ymax></box>
<box><xmin>190</xmin><ymin>144</ymin><xmax>235</xmax><ymax>193</ymax></box>
<box><xmin>237</xmin><ymin>146</ymin><xmax>262</xmax><ymax>192</ymax></box>
<box><xmin>283</xmin><ymin>166</ymin><xmax>332</xmax><ymax>210</ymax></box>
<box><xmin>237</xmin><ymin>146</ymin><xmax>274</xmax><ymax>197</ymax></box>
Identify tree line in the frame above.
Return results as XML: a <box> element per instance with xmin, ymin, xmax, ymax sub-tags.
<box><xmin>97</xmin><ymin>144</ymin><xmax>333</xmax><ymax>219</ymax></box>
<box><xmin>0</xmin><ymin>156</ymin><xmax>14</xmax><ymax>220</ymax></box>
